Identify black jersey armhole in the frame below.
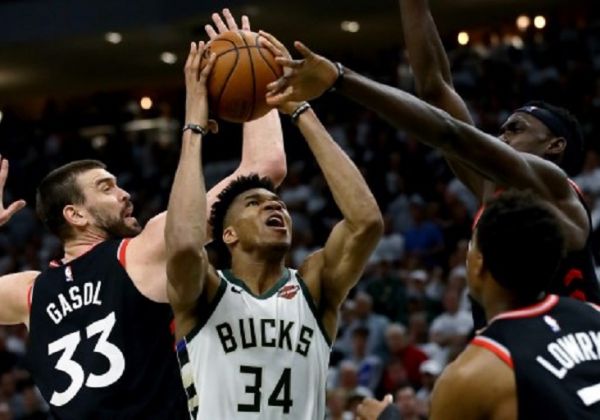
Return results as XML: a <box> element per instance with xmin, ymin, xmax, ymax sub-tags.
<box><xmin>296</xmin><ymin>273</ymin><xmax>333</xmax><ymax>347</ymax></box>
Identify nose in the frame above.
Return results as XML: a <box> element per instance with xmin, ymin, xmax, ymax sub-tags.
<box><xmin>264</xmin><ymin>201</ymin><xmax>282</xmax><ymax>211</ymax></box>
<box><xmin>118</xmin><ymin>187</ymin><xmax>131</xmax><ymax>202</ymax></box>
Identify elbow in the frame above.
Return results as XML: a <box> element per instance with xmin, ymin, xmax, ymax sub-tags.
<box><xmin>247</xmin><ymin>159</ymin><xmax>287</xmax><ymax>187</ymax></box>
<box><xmin>357</xmin><ymin>210</ymin><xmax>384</xmax><ymax>242</ymax></box>
<box><xmin>263</xmin><ymin>160</ymin><xmax>287</xmax><ymax>187</ymax></box>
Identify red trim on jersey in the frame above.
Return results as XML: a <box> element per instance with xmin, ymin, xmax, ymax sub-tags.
<box><xmin>588</xmin><ymin>302</ymin><xmax>600</xmax><ymax>312</ymax></box>
<box><xmin>472</xmin><ymin>206</ymin><xmax>485</xmax><ymax>230</ymax></box>
<box><xmin>471</xmin><ymin>336</ymin><xmax>514</xmax><ymax>369</ymax></box>
<box><xmin>472</xmin><ymin>189</ymin><xmax>505</xmax><ymax>230</ymax></box>
<box><xmin>490</xmin><ymin>294</ymin><xmax>559</xmax><ymax>322</ymax></box>
<box><xmin>117</xmin><ymin>238</ymin><xmax>132</xmax><ymax>269</ymax></box>
<box><xmin>567</xmin><ymin>179</ymin><xmax>583</xmax><ymax>197</ymax></box>
<box><xmin>49</xmin><ymin>260</ymin><xmax>60</xmax><ymax>268</ymax></box>
<box><xmin>563</xmin><ymin>269</ymin><xmax>583</xmax><ymax>287</ymax></box>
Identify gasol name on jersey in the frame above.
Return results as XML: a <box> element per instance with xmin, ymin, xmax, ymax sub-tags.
<box><xmin>46</xmin><ymin>281</ymin><xmax>103</xmax><ymax>325</ymax></box>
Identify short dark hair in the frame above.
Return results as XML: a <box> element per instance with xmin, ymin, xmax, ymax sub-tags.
<box><xmin>209</xmin><ymin>174</ymin><xmax>276</xmax><ymax>247</ymax></box>
<box><xmin>36</xmin><ymin>160</ymin><xmax>106</xmax><ymax>240</ymax></box>
<box><xmin>476</xmin><ymin>190</ymin><xmax>566</xmax><ymax>300</ymax></box>
<box><xmin>352</xmin><ymin>326</ymin><xmax>370</xmax><ymax>339</ymax></box>
<box><xmin>523</xmin><ymin>100</ymin><xmax>585</xmax><ymax>175</ymax></box>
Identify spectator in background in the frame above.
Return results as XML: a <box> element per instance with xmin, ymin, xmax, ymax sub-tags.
<box><xmin>364</xmin><ymin>261</ymin><xmax>407</xmax><ymax>324</ymax></box>
<box><xmin>429</xmin><ymin>287</ymin><xmax>473</xmax><ymax>348</ymax></box>
<box><xmin>335</xmin><ymin>361</ymin><xmax>373</xmax><ymax>400</ymax></box>
<box><xmin>396</xmin><ymin>386</ymin><xmax>427</xmax><ymax>420</ymax></box>
<box><xmin>415</xmin><ymin>359</ymin><xmax>442</xmax><ymax>418</ymax></box>
<box><xmin>325</xmin><ymin>389</ymin><xmax>352</xmax><ymax>420</ymax></box>
<box><xmin>404</xmin><ymin>196</ymin><xmax>444</xmax><ymax>267</ymax></box>
<box><xmin>0</xmin><ymin>402</ymin><xmax>11</xmax><ymax>420</ymax></box>
<box><xmin>344</xmin><ymin>327</ymin><xmax>383</xmax><ymax>393</ymax></box>
<box><xmin>383</xmin><ymin>323</ymin><xmax>428</xmax><ymax>388</ymax></box>
<box><xmin>343</xmin><ymin>292</ymin><xmax>389</xmax><ymax>358</ymax></box>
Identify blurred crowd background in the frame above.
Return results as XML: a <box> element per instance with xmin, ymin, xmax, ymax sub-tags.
<box><xmin>1</xmin><ymin>2</ymin><xmax>600</xmax><ymax>419</ymax></box>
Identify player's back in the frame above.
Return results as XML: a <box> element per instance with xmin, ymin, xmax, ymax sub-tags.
<box><xmin>177</xmin><ymin>268</ymin><xmax>331</xmax><ymax>419</ymax></box>
<box><xmin>473</xmin><ymin>295</ymin><xmax>600</xmax><ymax>419</ymax></box>
<box><xmin>26</xmin><ymin>239</ymin><xmax>188</xmax><ymax>420</ymax></box>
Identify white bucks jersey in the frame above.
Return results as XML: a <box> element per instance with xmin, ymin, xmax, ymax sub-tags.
<box><xmin>176</xmin><ymin>268</ymin><xmax>331</xmax><ymax>419</ymax></box>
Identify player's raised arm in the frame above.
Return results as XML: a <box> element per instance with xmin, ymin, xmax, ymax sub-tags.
<box><xmin>399</xmin><ymin>0</ymin><xmax>484</xmax><ymax>197</ymax></box>
<box><xmin>259</xmin><ymin>33</ymin><xmax>383</xmax><ymax>339</ymax></box>
<box><xmin>204</xmin><ymin>8</ymin><xmax>287</xmax><ymax>204</ymax></box>
<box><xmin>0</xmin><ymin>155</ymin><xmax>37</xmax><ymax>326</ymax></box>
<box><xmin>165</xmin><ymin>43</ymin><xmax>216</xmax><ymax>340</ymax></box>
<box><xmin>264</xmin><ymin>42</ymin><xmax>577</xmax><ymax>206</ymax></box>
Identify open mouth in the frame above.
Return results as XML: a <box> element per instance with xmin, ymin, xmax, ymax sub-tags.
<box><xmin>265</xmin><ymin>214</ymin><xmax>286</xmax><ymax>229</ymax></box>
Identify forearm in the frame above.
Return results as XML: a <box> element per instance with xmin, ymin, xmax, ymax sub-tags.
<box><xmin>295</xmin><ymin>108</ymin><xmax>380</xmax><ymax>227</ymax></box>
<box><xmin>240</xmin><ymin>109</ymin><xmax>287</xmax><ymax>185</ymax></box>
<box><xmin>340</xmin><ymin>69</ymin><xmax>457</xmax><ymax>152</ymax></box>
<box><xmin>400</xmin><ymin>0</ymin><xmax>452</xmax><ymax>94</ymax></box>
<box><xmin>165</xmin><ymin>131</ymin><xmax>207</xmax><ymax>258</ymax></box>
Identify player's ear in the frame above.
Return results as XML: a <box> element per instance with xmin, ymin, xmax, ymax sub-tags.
<box><xmin>63</xmin><ymin>204</ymin><xmax>88</xmax><ymax>229</ymax></box>
<box><xmin>223</xmin><ymin>226</ymin><xmax>238</xmax><ymax>246</ymax></box>
<box><xmin>547</xmin><ymin>136</ymin><xmax>566</xmax><ymax>158</ymax></box>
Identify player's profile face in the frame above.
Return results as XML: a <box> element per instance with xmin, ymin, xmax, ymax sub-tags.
<box><xmin>77</xmin><ymin>168</ymin><xmax>141</xmax><ymax>238</ymax></box>
<box><xmin>229</xmin><ymin>188</ymin><xmax>292</xmax><ymax>250</ymax></box>
<box><xmin>499</xmin><ymin>113</ymin><xmax>553</xmax><ymax>156</ymax></box>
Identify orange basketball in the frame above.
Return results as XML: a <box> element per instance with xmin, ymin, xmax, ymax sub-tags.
<box><xmin>200</xmin><ymin>30</ymin><xmax>283</xmax><ymax>123</ymax></box>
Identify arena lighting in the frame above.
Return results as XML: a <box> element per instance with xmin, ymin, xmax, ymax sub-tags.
<box><xmin>341</xmin><ymin>21</ymin><xmax>360</xmax><ymax>33</ymax></box>
<box><xmin>140</xmin><ymin>97</ymin><xmax>153</xmax><ymax>110</ymax></box>
<box><xmin>105</xmin><ymin>32</ymin><xmax>122</xmax><ymax>44</ymax></box>
<box><xmin>457</xmin><ymin>31</ymin><xmax>470</xmax><ymax>46</ymax></box>
<box><xmin>511</xmin><ymin>35</ymin><xmax>524</xmax><ymax>49</ymax></box>
<box><xmin>516</xmin><ymin>15</ymin><xmax>531</xmax><ymax>31</ymax></box>
<box><xmin>0</xmin><ymin>110</ymin><xmax>3</xmax><ymax>124</ymax></box>
<box><xmin>160</xmin><ymin>52</ymin><xmax>177</xmax><ymax>64</ymax></box>
<box><xmin>534</xmin><ymin>16</ymin><xmax>547</xmax><ymax>29</ymax></box>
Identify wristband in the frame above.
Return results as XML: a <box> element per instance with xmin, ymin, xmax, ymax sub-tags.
<box><xmin>328</xmin><ymin>62</ymin><xmax>345</xmax><ymax>92</ymax></box>
<box><xmin>290</xmin><ymin>102</ymin><xmax>311</xmax><ymax>124</ymax></box>
<box><xmin>182</xmin><ymin>123</ymin><xmax>208</xmax><ymax>136</ymax></box>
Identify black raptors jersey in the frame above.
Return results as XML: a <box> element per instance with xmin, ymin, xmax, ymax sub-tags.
<box><xmin>472</xmin><ymin>295</ymin><xmax>600</xmax><ymax>419</ymax></box>
<box><xmin>471</xmin><ymin>181</ymin><xmax>600</xmax><ymax>329</ymax></box>
<box><xmin>26</xmin><ymin>239</ymin><xmax>188</xmax><ymax>420</ymax></box>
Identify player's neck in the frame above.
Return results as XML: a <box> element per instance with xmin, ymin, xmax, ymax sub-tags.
<box><xmin>230</xmin><ymin>253</ymin><xmax>286</xmax><ymax>295</ymax></box>
<box><xmin>482</xmin><ymin>281</ymin><xmax>539</xmax><ymax>320</ymax></box>
<box><xmin>62</xmin><ymin>230</ymin><xmax>108</xmax><ymax>262</ymax></box>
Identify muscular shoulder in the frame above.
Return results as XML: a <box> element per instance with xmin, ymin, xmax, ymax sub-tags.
<box><xmin>430</xmin><ymin>344</ymin><xmax>516</xmax><ymax>420</ymax></box>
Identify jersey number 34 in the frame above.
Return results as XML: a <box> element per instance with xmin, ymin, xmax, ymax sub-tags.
<box><xmin>47</xmin><ymin>311</ymin><xmax>125</xmax><ymax>406</ymax></box>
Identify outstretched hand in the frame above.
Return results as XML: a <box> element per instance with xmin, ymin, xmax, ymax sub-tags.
<box><xmin>184</xmin><ymin>41</ymin><xmax>218</xmax><ymax>133</ymax></box>
<box><xmin>257</xmin><ymin>31</ymin><xmax>303</xmax><ymax>115</ymax></box>
<box><xmin>204</xmin><ymin>8</ymin><xmax>250</xmax><ymax>40</ymax></box>
<box><xmin>259</xmin><ymin>34</ymin><xmax>339</xmax><ymax>106</ymax></box>
<box><xmin>0</xmin><ymin>156</ymin><xmax>26</xmax><ymax>227</ymax></box>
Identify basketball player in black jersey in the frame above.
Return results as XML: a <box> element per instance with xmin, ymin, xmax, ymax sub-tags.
<box><xmin>0</xmin><ymin>10</ymin><xmax>287</xmax><ymax>419</ymax></box>
<box><xmin>260</xmin><ymin>29</ymin><xmax>600</xmax><ymax>330</ymax></box>
<box><xmin>357</xmin><ymin>191</ymin><xmax>600</xmax><ymax>420</ymax></box>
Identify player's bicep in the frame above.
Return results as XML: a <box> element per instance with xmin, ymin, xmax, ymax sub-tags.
<box><xmin>0</xmin><ymin>271</ymin><xmax>38</xmax><ymax>325</ymax></box>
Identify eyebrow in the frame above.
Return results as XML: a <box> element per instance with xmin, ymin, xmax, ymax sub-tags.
<box><xmin>94</xmin><ymin>176</ymin><xmax>116</xmax><ymax>186</ymax></box>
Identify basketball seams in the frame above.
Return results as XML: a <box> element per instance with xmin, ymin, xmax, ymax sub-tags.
<box><xmin>205</xmin><ymin>31</ymin><xmax>280</xmax><ymax>122</ymax></box>
<box><xmin>252</xmin><ymin>33</ymin><xmax>281</xmax><ymax>79</ymax></box>
<box><xmin>238</xmin><ymin>30</ymin><xmax>257</xmax><ymax>121</ymax></box>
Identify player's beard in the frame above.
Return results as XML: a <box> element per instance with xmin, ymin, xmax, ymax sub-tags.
<box><xmin>89</xmin><ymin>207</ymin><xmax>142</xmax><ymax>238</ymax></box>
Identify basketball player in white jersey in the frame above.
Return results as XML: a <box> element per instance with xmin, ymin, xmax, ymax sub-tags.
<box><xmin>166</xmin><ymin>40</ymin><xmax>383</xmax><ymax>419</ymax></box>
